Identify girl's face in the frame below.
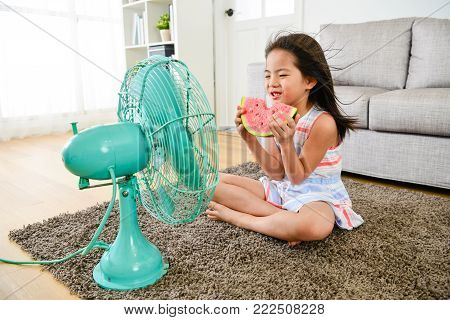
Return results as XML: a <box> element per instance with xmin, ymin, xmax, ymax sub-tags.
<box><xmin>264</xmin><ymin>48</ymin><xmax>316</xmax><ymax>110</ymax></box>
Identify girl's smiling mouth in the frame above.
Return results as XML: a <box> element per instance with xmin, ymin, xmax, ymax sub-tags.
<box><xmin>271</xmin><ymin>91</ymin><xmax>282</xmax><ymax>99</ymax></box>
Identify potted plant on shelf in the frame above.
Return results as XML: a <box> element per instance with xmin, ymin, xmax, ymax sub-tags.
<box><xmin>156</xmin><ymin>13</ymin><xmax>171</xmax><ymax>42</ymax></box>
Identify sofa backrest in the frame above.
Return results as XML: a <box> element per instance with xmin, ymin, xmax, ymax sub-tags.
<box><xmin>406</xmin><ymin>17</ymin><xmax>450</xmax><ymax>89</ymax></box>
<box><xmin>319</xmin><ymin>18</ymin><xmax>415</xmax><ymax>90</ymax></box>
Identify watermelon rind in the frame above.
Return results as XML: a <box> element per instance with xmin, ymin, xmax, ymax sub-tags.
<box><xmin>240</xmin><ymin>96</ymin><xmax>298</xmax><ymax>137</ymax></box>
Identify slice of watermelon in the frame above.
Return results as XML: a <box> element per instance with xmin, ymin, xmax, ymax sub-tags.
<box><xmin>240</xmin><ymin>96</ymin><xmax>298</xmax><ymax>137</ymax></box>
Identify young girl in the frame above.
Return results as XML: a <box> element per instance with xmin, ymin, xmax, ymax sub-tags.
<box><xmin>206</xmin><ymin>32</ymin><xmax>364</xmax><ymax>246</ymax></box>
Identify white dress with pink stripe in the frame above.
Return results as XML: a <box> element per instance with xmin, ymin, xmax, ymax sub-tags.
<box><xmin>259</xmin><ymin>105</ymin><xmax>364</xmax><ymax>230</ymax></box>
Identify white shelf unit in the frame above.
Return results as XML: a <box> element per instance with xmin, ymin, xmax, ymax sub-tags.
<box><xmin>122</xmin><ymin>0</ymin><xmax>174</xmax><ymax>68</ymax></box>
<box><xmin>120</xmin><ymin>0</ymin><xmax>215</xmax><ymax>113</ymax></box>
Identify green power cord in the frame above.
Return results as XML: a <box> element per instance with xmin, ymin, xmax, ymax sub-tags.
<box><xmin>0</xmin><ymin>167</ymin><xmax>117</xmax><ymax>266</ymax></box>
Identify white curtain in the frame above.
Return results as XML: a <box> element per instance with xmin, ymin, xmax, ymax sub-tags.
<box><xmin>0</xmin><ymin>0</ymin><xmax>125</xmax><ymax>141</ymax></box>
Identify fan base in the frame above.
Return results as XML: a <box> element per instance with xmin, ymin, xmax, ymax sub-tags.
<box><xmin>92</xmin><ymin>175</ymin><xmax>169</xmax><ymax>290</ymax></box>
<box><xmin>93</xmin><ymin>259</ymin><xmax>168</xmax><ymax>291</ymax></box>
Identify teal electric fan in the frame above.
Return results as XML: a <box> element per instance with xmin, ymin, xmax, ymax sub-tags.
<box><xmin>59</xmin><ymin>55</ymin><xmax>219</xmax><ymax>290</ymax></box>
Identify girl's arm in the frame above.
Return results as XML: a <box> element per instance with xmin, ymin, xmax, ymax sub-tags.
<box><xmin>235</xmin><ymin>105</ymin><xmax>284</xmax><ymax>180</ymax></box>
<box><xmin>273</xmin><ymin>112</ymin><xmax>338</xmax><ymax>185</ymax></box>
<box><xmin>279</xmin><ymin>142</ymin><xmax>304</xmax><ymax>185</ymax></box>
<box><xmin>245</xmin><ymin>136</ymin><xmax>285</xmax><ymax>180</ymax></box>
<box><xmin>299</xmin><ymin>113</ymin><xmax>340</xmax><ymax>179</ymax></box>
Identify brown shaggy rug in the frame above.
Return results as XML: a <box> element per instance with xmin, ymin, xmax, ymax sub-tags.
<box><xmin>8</xmin><ymin>162</ymin><xmax>450</xmax><ymax>299</ymax></box>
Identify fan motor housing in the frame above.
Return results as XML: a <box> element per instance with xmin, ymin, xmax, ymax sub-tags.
<box><xmin>62</xmin><ymin>122</ymin><xmax>149</xmax><ymax>179</ymax></box>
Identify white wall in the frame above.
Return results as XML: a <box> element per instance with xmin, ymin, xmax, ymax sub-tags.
<box><xmin>303</xmin><ymin>0</ymin><xmax>450</xmax><ymax>34</ymax></box>
<box><xmin>175</xmin><ymin>0</ymin><xmax>215</xmax><ymax>110</ymax></box>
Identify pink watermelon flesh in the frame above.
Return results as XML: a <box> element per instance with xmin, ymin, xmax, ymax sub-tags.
<box><xmin>240</xmin><ymin>96</ymin><xmax>297</xmax><ymax>137</ymax></box>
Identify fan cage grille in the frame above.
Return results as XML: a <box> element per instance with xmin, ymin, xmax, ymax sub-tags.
<box><xmin>117</xmin><ymin>56</ymin><xmax>219</xmax><ymax>224</ymax></box>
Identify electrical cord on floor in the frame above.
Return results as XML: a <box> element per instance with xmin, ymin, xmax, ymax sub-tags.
<box><xmin>0</xmin><ymin>242</ymin><xmax>110</xmax><ymax>265</ymax></box>
<box><xmin>0</xmin><ymin>167</ymin><xmax>117</xmax><ymax>266</ymax></box>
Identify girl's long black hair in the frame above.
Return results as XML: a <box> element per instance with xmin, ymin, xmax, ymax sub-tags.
<box><xmin>265</xmin><ymin>32</ymin><xmax>357</xmax><ymax>142</ymax></box>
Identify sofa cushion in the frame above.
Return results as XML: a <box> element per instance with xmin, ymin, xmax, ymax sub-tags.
<box><xmin>369</xmin><ymin>88</ymin><xmax>450</xmax><ymax>136</ymax></box>
<box><xmin>406</xmin><ymin>18</ymin><xmax>450</xmax><ymax>89</ymax></box>
<box><xmin>319</xmin><ymin>18</ymin><xmax>415</xmax><ymax>90</ymax></box>
<box><xmin>335</xmin><ymin>86</ymin><xmax>388</xmax><ymax>129</ymax></box>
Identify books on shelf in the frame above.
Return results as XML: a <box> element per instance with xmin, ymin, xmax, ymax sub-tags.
<box><xmin>132</xmin><ymin>12</ymin><xmax>145</xmax><ymax>45</ymax></box>
<box><xmin>126</xmin><ymin>1</ymin><xmax>176</xmax><ymax>48</ymax></box>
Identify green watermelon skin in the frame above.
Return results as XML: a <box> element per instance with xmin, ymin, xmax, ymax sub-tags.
<box><xmin>240</xmin><ymin>96</ymin><xmax>298</xmax><ymax>137</ymax></box>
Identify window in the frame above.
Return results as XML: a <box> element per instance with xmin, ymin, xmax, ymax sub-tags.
<box><xmin>0</xmin><ymin>0</ymin><xmax>125</xmax><ymax>120</ymax></box>
<box><xmin>234</xmin><ymin>0</ymin><xmax>295</xmax><ymax>21</ymax></box>
<box><xmin>265</xmin><ymin>0</ymin><xmax>294</xmax><ymax>17</ymax></box>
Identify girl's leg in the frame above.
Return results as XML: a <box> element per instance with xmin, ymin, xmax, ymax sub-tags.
<box><xmin>206</xmin><ymin>201</ymin><xmax>335</xmax><ymax>242</ymax></box>
<box><xmin>212</xmin><ymin>173</ymin><xmax>279</xmax><ymax>217</ymax></box>
<box><xmin>219</xmin><ymin>173</ymin><xmax>266</xmax><ymax>199</ymax></box>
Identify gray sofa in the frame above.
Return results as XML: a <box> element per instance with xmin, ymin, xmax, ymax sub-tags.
<box><xmin>247</xmin><ymin>17</ymin><xmax>450</xmax><ymax>189</ymax></box>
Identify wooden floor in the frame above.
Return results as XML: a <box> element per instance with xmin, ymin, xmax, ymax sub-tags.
<box><xmin>0</xmin><ymin>131</ymin><xmax>448</xmax><ymax>299</ymax></box>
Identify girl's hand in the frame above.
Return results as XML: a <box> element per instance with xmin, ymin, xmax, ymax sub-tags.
<box><xmin>269</xmin><ymin>112</ymin><xmax>301</xmax><ymax>146</ymax></box>
<box><xmin>234</xmin><ymin>105</ymin><xmax>253</xmax><ymax>141</ymax></box>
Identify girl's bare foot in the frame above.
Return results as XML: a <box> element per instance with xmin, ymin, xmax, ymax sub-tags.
<box><xmin>206</xmin><ymin>201</ymin><xmax>234</xmax><ymax>223</ymax></box>
<box><xmin>287</xmin><ymin>241</ymin><xmax>302</xmax><ymax>247</ymax></box>
<box><xmin>206</xmin><ymin>201</ymin><xmax>302</xmax><ymax>247</ymax></box>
